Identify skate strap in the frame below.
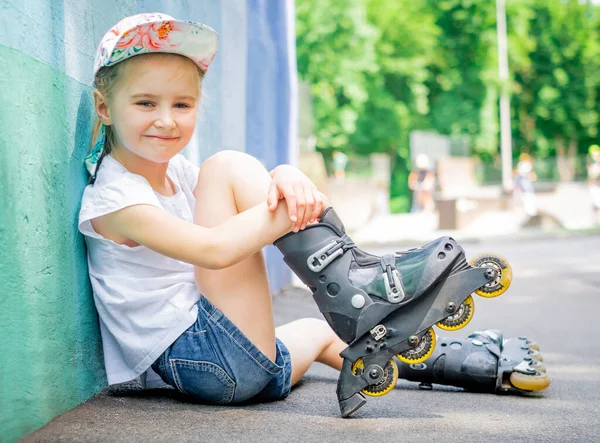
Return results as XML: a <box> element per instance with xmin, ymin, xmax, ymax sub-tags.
<box><xmin>307</xmin><ymin>235</ymin><xmax>357</xmax><ymax>272</ymax></box>
<box><xmin>380</xmin><ymin>254</ymin><xmax>398</xmax><ymax>277</ymax></box>
<box><xmin>340</xmin><ymin>234</ymin><xmax>356</xmax><ymax>249</ymax></box>
<box><xmin>380</xmin><ymin>254</ymin><xmax>405</xmax><ymax>303</ymax></box>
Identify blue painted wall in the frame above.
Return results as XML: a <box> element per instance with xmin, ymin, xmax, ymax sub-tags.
<box><xmin>0</xmin><ymin>1</ymin><xmax>296</xmax><ymax>441</ymax></box>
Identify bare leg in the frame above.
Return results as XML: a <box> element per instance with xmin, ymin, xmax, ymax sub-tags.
<box><xmin>194</xmin><ymin>150</ymin><xmax>278</xmax><ymax>360</ymax></box>
<box><xmin>193</xmin><ymin>151</ymin><xmax>343</xmax><ymax>383</ymax></box>
<box><xmin>276</xmin><ymin>318</ymin><xmax>345</xmax><ymax>386</ymax></box>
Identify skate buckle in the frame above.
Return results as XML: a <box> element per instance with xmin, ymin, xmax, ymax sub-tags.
<box><xmin>307</xmin><ymin>241</ymin><xmax>344</xmax><ymax>272</ymax></box>
<box><xmin>383</xmin><ymin>268</ymin><xmax>405</xmax><ymax>303</ymax></box>
<box><xmin>370</xmin><ymin>324</ymin><xmax>387</xmax><ymax>341</ymax></box>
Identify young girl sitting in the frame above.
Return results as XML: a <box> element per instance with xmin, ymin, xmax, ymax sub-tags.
<box><xmin>79</xmin><ymin>12</ymin><xmax>346</xmax><ymax>404</ymax></box>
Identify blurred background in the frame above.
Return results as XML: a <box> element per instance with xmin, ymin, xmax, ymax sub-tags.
<box><xmin>294</xmin><ymin>0</ymin><xmax>600</xmax><ymax>243</ymax></box>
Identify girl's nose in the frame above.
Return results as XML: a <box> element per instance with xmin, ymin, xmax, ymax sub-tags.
<box><xmin>155</xmin><ymin>108</ymin><xmax>176</xmax><ymax>129</ymax></box>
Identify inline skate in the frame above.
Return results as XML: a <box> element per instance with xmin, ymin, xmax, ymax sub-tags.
<box><xmin>396</xmin><ymin>329</ymin><xmax>550</xmax><ymax>393</ymax></box>
<box><xmin>274</xmin><ymin>207</ymin><xmax>513</xmax><ymax>417</ymax></box>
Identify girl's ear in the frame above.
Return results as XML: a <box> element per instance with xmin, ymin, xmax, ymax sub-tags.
<box><xmin>93</xmin><ymin>90</ymin><xmax>112</xmax><ymax>125</ymax></box>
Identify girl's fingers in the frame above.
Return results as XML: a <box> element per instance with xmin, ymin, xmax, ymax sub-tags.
<box><xmin>311</xmin><ymin>193</ymin><xmax>323</xmax><ymax>223</ymax></box>
<box><xmin>278</xmin><ymin>177</ymin><xmax>325</xmax><ymax>231</ymax></box>
<box><xmin>292</xmin><ymin>184</ymin><xmax>307</xmax><ymax>232</ymax></box>
<box><xmin>282</xmin><ymin>184</ymin><xmax>298</xmax><ymax>227</ymax></box>
<box><xmin>267</xmin><ymin>180</ymin><xmax>279</xmax><ymax>211</ymax></box>
<box><xmin>301</xmin><ymin>183</ymin><xmax>316</xmax><ymax>229</ymax></box>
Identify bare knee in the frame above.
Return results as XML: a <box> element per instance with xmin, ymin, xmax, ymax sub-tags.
<box><xmin>197</xmin><ymin>150</ymin><xmax>272</xmax><ymax>211</ymax></box>
<box><xmin>199</xmin><ymin>150</ymin><xmax>266</xmax><ymax>181</ymax></box>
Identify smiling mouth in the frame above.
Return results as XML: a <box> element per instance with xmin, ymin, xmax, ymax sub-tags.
<box><xmin>145</xmin><ymin>135</ymin><xmax>179</xmax><ymax>140</ymax></box>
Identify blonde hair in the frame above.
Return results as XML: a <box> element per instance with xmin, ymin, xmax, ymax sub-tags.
<box><xmin>89</xmin><ymin>53</ymin><xmax>205</xmax><ymax>182</ymax></box>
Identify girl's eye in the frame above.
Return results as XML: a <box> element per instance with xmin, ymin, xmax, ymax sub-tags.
<box><xmin>135</xmin><ymin>101</ymin><xmax>192</xmax><ymax>108</ymax></box>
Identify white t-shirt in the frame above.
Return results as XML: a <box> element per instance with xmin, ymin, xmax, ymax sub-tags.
<box><xmin>78</xmin><ymin>154</ymin><xmax>201</xmax><ymax>384</ymax></box>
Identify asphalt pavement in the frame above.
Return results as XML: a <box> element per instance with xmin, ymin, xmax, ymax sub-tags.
<box><xmin>22</xmin><ymin>234</ymin><xmax>600</xmax><ymax>443</ymax></box>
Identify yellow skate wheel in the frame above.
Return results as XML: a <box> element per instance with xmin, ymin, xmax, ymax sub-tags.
<box><xmin>509</xmin><ymin>371</ymin><xmax>550</xmax><ymax>391</ymax></box>
<box><xmin>529</xmin><ymin>361</ymin><xmax>547</xmax><ymax>373</ymax></box>
<box><xmin>351</xmin><ymin>358</ymin><xmax>398</xmax><ymax>397</ymax></box>
<box><xmin>470</xmin><ymin>253</ymin><xmax>513</xmax><ymax>298</ymax></box>
<box><xmin>436</xmin><ymin>295</ymin><xmax>475</xmax><ymax>331</ymax></box>
<box><xmin>527</xmin><ymin>341</ymin><xmax>541</xmax><ymax>351</ymax></box>
<box><xmin>397</xmin><ymin>328</ymin><xmax>437</xmax><ymax>364</ymax></box>
<box><xmin>529</xmin><ymin>350</ymin><xmax>543</xmax><ymax>362</ymax></box>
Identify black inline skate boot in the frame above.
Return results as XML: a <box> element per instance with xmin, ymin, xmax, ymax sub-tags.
<box><xmin>274</xmin><ymin>207</ymin><xmax>513</xmax><ymax>417</ymax></box>
<box><xmin>396</xmin><ymin>329</ymin><xmax>550</xmax><ymax>393</ymax></box>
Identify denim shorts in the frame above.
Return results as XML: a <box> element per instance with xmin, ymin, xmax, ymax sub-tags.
<box><xmin>151</xmin><ymin>296</ymin><xmax>292</xmax><ymax>404</ymax></box>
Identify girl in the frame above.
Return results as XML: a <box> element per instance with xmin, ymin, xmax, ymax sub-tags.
<box><xmin>79</xmin><ymin>13</ymin><xmax>345</xmax><ymax>404</ymax></box>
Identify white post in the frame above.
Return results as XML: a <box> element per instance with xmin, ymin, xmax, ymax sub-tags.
<box><xmin>496</xmin><ymin>0</ymin><xmax>513</xmax><ymax>193</ymax></box>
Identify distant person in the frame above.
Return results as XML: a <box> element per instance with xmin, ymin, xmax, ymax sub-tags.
<box><xmin>513</xmin><ymin>153</ymin><xmax>537</xmax><ymax>217</ymax></box>
<box><xmin>332</xmin><ymin>150</ymin><xmax>348</xmax><ymax>184</ymax></box>
<box><xmin>587</xmin><ymin>145</ymin><xmax>600</xmax><ymax>224</ymax></box>
<box><xmin>408</xmin><ymin>154</ymin><xmax>435</xmax><ymax>212</ymax></box>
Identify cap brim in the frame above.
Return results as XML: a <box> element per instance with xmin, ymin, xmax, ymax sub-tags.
<box><xmin>105</xmin><ymin>19</ymin><xmax>218</xmax><ymax>73</ymax></box>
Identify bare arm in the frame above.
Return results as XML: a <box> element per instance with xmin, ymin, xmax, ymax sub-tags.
<box><xmin>91</xmin><ymin>201</ymin><xmax>293</xmax><ymax>270</ymax></box>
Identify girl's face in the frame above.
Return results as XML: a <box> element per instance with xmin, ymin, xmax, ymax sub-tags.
<box><xmin>98</xmin><ymin>54</ymin><xmax>200</xmax><ymax>164</ymax></box>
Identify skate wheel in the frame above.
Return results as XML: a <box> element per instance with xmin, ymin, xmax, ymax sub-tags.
<box><xmin>527</xmin><ymin>341</ymin><xmax>541</xmax><ymax>351</ymax></box>
<box><xmin>351</xmin><ymin>358</ymin><xmax>398</xmax><ymax>397</ymax></box>
<box><xmin>469</xmin><ymin>253</ymin><xmax>512</xmax><ymax>298</ymax></box>
<box><xmin>509</xmin><ymin>371</ymin><xmax>550</xmax><ymax>391</ymax></box>
<box><xmin>529</xmin><ymin>350</ymin><xmax>543</xmax><ymax>362</ymax></box>
<box><xmin>396</xmin><ymin>328</ymin><xmax>436</xmax><ymax>364</ymax></box>
<box><xmin>436</xmin><ymin>295</ymin><xmax>475</xmax><ymax>331</ymax></box>
<box><xmin>529</xmin><ymin>360</ymin><xmax>547</xmax><ymax>373</ymax></box>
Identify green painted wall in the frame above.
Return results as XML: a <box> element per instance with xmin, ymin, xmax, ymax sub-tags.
<box><xmin>0</xmin><ymin>44</ymin><xmax>106</xmax><ymax>443</ymax></box>
<box><xmin>0</xmin><ymin>1</ymin><xmax>297</xmax><ymax>439</ymax></box>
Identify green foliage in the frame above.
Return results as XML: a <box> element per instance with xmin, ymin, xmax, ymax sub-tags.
<box><xmin>296</xmin><ymin>0</ymin><xmax>600</xmax><ymax>211</ymax></box>
<box><xmin>426</xmin><ymin>0</ymin><xmax>497</xmax><ymax>140</ymax></box>
<box><xmin>351</xmin><ymin>0</ymin><xmax>439</xmax><ymax>155</ymax></box>
<box><xmin>510</xmin><ymin>0</ymin><xmax>600</xmax><ymax>156</ymax></box>
<box><xmin>389</xmin><ymin>195</ymin><xmax>412</xmax><ymax>214</ymax></box>
<box><xmin>296</xmin><ymin>0</ymin><xmax>378</xmax><ymax>152</ymax></box>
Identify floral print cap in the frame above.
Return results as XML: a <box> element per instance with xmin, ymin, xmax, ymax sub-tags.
<box><xmin>93</xmin><ymin>12</ymin><xmax>219</xmax><ymax>76</ymax></box>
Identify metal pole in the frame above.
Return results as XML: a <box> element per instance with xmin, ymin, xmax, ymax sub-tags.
<box><xmin>496</xmin><ymin>0</ymin><xmax>513</xmax><ymax>193</ymax></box>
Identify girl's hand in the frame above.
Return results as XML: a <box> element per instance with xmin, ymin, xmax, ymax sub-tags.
<box><xmin>267</xmin><ymin>165</ymin><xmax>327</xmax><ymax>232</ymax></box>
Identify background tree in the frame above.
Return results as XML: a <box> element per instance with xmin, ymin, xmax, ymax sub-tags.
<box><xmin>352</xmin><ymin>0</ymin><xmax>441</xmax><ymax>211</ymax></box>
<box><xmin>296</xmin><ymin>0</ymin><xmax>600</xmax><ymax>211</ymax></box>
<box><xmin>511</xmin><ymin>0</ymin><xmax>600</xmax><ymax>180</ymax></box>
<box><xmin>296</xmin><ymin>0</ymin><xmax>377</xmax><ymax>156</ymax></box>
